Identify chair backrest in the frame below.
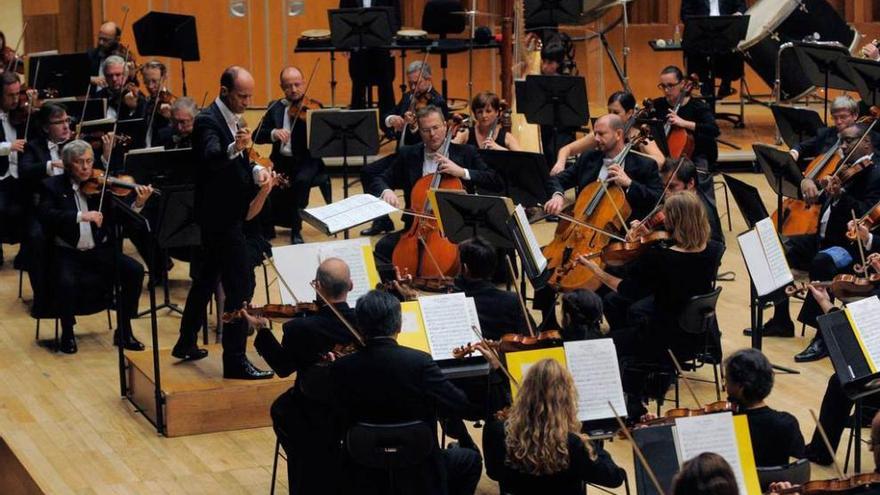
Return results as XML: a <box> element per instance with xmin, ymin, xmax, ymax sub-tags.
<box><xmin>712</xmin><ymin>243</ymin><xmax>727</xmax><ymax>289</ymax></box>
<box><xmin>346</xmin><ymin>420</ymin><xmax>436</xmax><ymax>471</ymax></box>
<box><xmin>677</xmin><ymin>287</ymin><xmax>723</xmax><ymax>335</ymax></box>
<box><xmin>756</xmin><ymin>458</ymin><xmax>811</xmax><ymax>491</ymax></box>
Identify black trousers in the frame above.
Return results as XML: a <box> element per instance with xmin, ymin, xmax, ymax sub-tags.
<box><xmin>178</xmin><ymin>227</ymin><xmax>249</xmax><ymax>360</ymax></box>
<box><xmin>55</xmin><ymin>244</ymin><xmax>144</xmax><ymax>332</ymax></box>
<box><xmin>349</xmin><ymin>49</ymin><xmax>395</xmax><ymax>117</ymax></box>
<box><xmin>809</xmin><ymin>373</ymin><xmax>880</xmax><ymax>459</ymax></box>
<box><xmin>271</xmin><ymin>157</ymin><xmax>322</xmax><ymax>234</ymax></box>
<box><xmin>774</xmin><ymin>235</ymin><xmax>840</xmax><ymax>334</ymax></box>
<box><xmin>685</xmin><ymin>51</ymin><xmax>744</xmax><ymax>97</ymax></box>
<box><xmin>0</xmin><ymin>176</ymin><xmax>24</xmax><ymax>255</ymax></box>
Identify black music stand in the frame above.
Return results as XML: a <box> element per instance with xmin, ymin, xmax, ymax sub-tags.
<box><xmin>792</xmin><ymin>42</ymin><xmax>859</xmax><ymax>124</ymax></box>
<box><xmin>522</xmin><ymin>75</ymin><xmax>589</xmax><ymax>154</ymax></box>
<box><xmin>753</xmin><ymin>144</ymin><xmax>802</xmax><ymax>235</ymax></box>
<box><xmin>49</xmin><ymin>98</ymin><xmax>106</xmax><ymax>125</ymax></box>
<box><xmin>27</xmin><ymin>53</ymin><xmax>91</xmax><ymax>98</ymax></box>
<box><xmin>432</xmin><ymin>191</ymin><xmax>514</xmax><ymax>249</ymax></box>
<box><xmin>133</xmin><ymin>12</ymin><xmax>200</xmax><ymax>97</ymax></box>
<box><xmin>421</xmin><ymin>0</ymin><xmax>465</xmax><ymax>100</ymax></box>
<box><xmin>478</xmin><ymin>150</ymin><xmax>550</xmax><ymax>208</ymax></box>
<box><xmin>524</xmin><ymin>0</ymin><xmax>582</xmax><ymax>26</ymax></box>
<box><xmin>848</xmin><ymin>57</ymin><xmax>880</xmax><ymax>108</ymax></box>
<box><xmin>79</xmin><ymin>118</ymin><xmax>147</xmax><ymax>169</ymax></box>
<box><xmin>328</xmin><ymin>7</ymin><xmax>394</xmax><ymax>52</ymax></box>
<box><xmin>681</xmin><ymin>15</ymin><xmax>749</xmax><ymax>128</ymax></box>
<box><xmin>770</xmin><ymin>105</ymin><xmax>824</xmax><ymax>150</ymax></box>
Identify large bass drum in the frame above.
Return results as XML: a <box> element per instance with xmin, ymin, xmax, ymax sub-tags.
<box><xmin>738</xmin><ymin>0</ymin><xmax>860</xmax><ymax>102</ymax></box>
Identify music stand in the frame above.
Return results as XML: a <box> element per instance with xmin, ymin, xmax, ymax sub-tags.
<box><xmin>523</xmin><ymin>75</ymin><xmax>589</xmax><ymax>156</ymax></box>
<box><xmin>27</xmin><ymin>53</ymin><xmax>91</xmax><ymax>98</ymax></box>
<box><xmin>433</xmin><ymin>191</ymin><xmax>515</xmax><ymax>249</ymax></box>
<box><xmin>45</xmin><ymin>97</ymin><xmax>106</xmax><ymax>124</ymax></box>
<box><xmin>848</xmin><ymin>57</ymin><xmax>880</xmax><ymax>108</ymax></box>
<box><xmin>478</xmin><ymin>149</ymin><xmax>550</xmax><ymax>208</ymax></box>
<box><xmin>79</xmin><ymin>118</ymin><xmax>147</xmax><ymax>166</ymax></box>
<box><xmin>328</xmin><ymin>8</ymin><xmax>394</xmax><ymax>52</ymax></box>
<box><xmin>753</xmin><ymin>144</ymin><xmax>802</xmax><ymax>235</ymax></box>
<box><xmin>791</xmin><ymin>42</ymin><xmax>859</xmax><ymax>124</ymax></box>
<box><xmin>133</xmin><ymin>12</ymin><xmax>200</xmax><ymax>96</ymax></box>
<box><xmin>524</xmin><ymin>0</ymin><xmax>582</xmax><ymax>26</ymax></box>
<box><xmin>770</xmin><ymin>105</ymin><xmax>824</xmax><ymax>150</ymax></box>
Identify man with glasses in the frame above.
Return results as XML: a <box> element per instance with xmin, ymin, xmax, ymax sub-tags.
<box><xmin>157</xmin><ymin>96</ymin><xmax>197</xmax><ymax>149</ymax></box>
<box><xmin>367</xmin><ymin>105</ymin><xmax>502</xmax><ymax>264</ymax></box>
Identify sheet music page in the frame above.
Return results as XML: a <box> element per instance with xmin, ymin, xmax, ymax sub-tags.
<box><xmin>756</xmin><ymin>218</ymin><xmax>794</xmax><ymax>288</ymax></box>
<box><xmin>846</xmin><ymin>296</ymin><xmax>880</xmax><ymax>371</ymax></box>
<box><xmin>514</xmin><ymin>204</ymin><xmax>548</xmax><ymax>273</ymax></box>
<box><xmin>466</xmin><ymin>297</ymin><xmax>482</xmax><ymax>334</ymax></box>
<box><xmin>675</xmin><ymin>413</ymin><xmax>748</xmax><ymax>495</ymax></box>
<box><xmin>419</xmin><ymin>293</ymin><xmax>477</xmax><ymax>360</ymax></box>
<box><xmin>304</xmin><ymin>194</ymin><xmax>397</xmax><ymax>234</ymax></box>
<box><xmin>272</xmin><ymin>238</ymin><xmax>376</xmax><ymax>305</ymax></box>
<box><xmin>563</xmin><ymin>339</ymin><xmax>627</xmax><ymax>421</ymax></box>
<box><xmin>737</xmin><ymin>229</ymin><xmax>775</xmax><ymax>297</ymax></box>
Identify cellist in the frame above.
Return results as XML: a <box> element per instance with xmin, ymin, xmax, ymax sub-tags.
<box><xmin>367</xmin><ymin>105</ymin><xmax>502</xmax><ymax>265</ymax></box>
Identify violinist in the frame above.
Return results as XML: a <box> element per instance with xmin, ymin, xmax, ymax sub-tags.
<box><xmin>250</xmin><ymin>258</ymin><xmax>358</xmax><ymax>495</ymax></box>
<box><xmin>790</xmin><ymin>96</ymin><xmax>861</xmax><ymax>168</ymax></box>
<box><xmin>657</xmin><ymin>157</ymin><xmax>724</xmax><ymax>244</ymax></box>
<box><xmin>87</xmin><ymin>22</ymin><xmax>122</xmax><ymax>88</ymax></box>
<box><xmin>94</xmin><ymin>55</ymin><xmax>146</xmax><ymax>121</ymax></box>
<box><xmin>551</xmin><ymin>91</ymin><xmax>665</xmax><ymax>175</ymax></box>
<box><xmin>576</xmin><ymin>191</ymin><xmax>723</xmax><ymax>418</ymax></box>
<box><xmin>723</xmin><ymin>348</ymin><xmax>805</xmax><ymax>467</ymax></box>
<box><xmin>36</xmin><ymin>140</ymin><xmax>153</xmax><ymax>354</ymax></box>
<box><xmin>483</xmin><ymin>359</ymin><xmax>626</xmax><ymax>495</ymax></box>
<box><xmin>0</xmin><ymin>71</ymin><xmax>26</xmax><ymax>267</ymax></box>
<box><xmin>367</xmin><ymin>105</ymin><xmax>502</xmax><ymax>263</ymax></box>
<box><xmin>253</xmin><ymin>66</ymin><xmax>325</xmax><ymax>245</ymax></box>
<box><xmin>671</xmin><ymin>452</ymin><xmax>739</xmax><ymax>495</ymax></box>
<box><xmin>156</xmin><ymin>97</ymin><xmax>196</xmax><ymax>149</ymax></box>
<box><xmin>19</xmin><ymin>103</ymin><xmax>71</xmax><ymax>185</ymax></box>
<box><xmin>140</xmin><ymin>60</ymin><xmax>171</xmax><ymax>147</ymax></box>
<box><xmin>384</xmin><ymin>61</ymin><xmax>448</xmax><ymax>146</ymax></box>
<box><xmin>560</xmin><ymin>289</ymin><xmax>604</xmax><ymax>341</ymax></box>
<box><xmin>763</xmin><ymin>122</ymin><xmax>880</xmax><ymax>363</ymax></box>
<box><xmin>0</xmin><ymin>31</ymin><xmax>22</xmax><ymax>74</ymax></box>
<box><xmin>452</xmin><ymin>91</ymin><xmax>521</xmax><ymax>151</ymax></box>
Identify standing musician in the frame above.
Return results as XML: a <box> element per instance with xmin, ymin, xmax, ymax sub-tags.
<box><xmin>367</xmin><ymin>105</ymin><xmax>502</xmax><ymax>263</ymax></box>
<box><xmin>384</xmin><ymin>61</ymin><xmax>449</xmax><ymax>146</ymax></box>
<box><xmin>140</xmin><ymin>60</ymin><xmax>172</xmax><ymax>147</ymax></box>
<box><xmin>253</xmin><ymin>66</ymin><xmax>325</xmax><ymax>245</ymax></box>
<box><xmin>763</xmin><ymin>122</ymin><xmax>880</xmax><ymax>363</ymax></box>
<box><xmin>156</xmin><ymin>97</ymin><xmax>197</xmax><ymax>149</ymax></box>
<box><xmin>249</xmin><ymin>258</ymin><xmax>358</xmax><ymax>495</ymax></box>
<box><xmin>0</xmin><ymin>71</ymin><xmax>25</xmax><ymax>267</ymax></box>
<box><xmin>551</xmin><ymin>91</ymin><xmax>666</xmax><ymax>175</ymax></box>
<box><xmin>453</xmin><ymin>91</ymin><xmax>521</xmax><ymax>151</ymax></box>
<box><xmin>171</xmin><ymin>66</ymin><xmax>274</xmax><ymax>380</ymax></box>
<box><xmin>576</xmin><ymin>191</ymin><xmax>723</xmax><ymax>418</ymax></box>
<box><xmin>87</xmin><ymin>22</ymin><xmax>123</xmax><ymax>88</ymax></box>
<box><xmin>36</xmin><ymin>140</ymin><xmax>153</xmax><ymax>354</ymax></box>
<box><xmin>484</xmin><ymin>359</ymin><xmax>626</xmax><ymax>494</ymax></box>
<box><xmin>95</xmin><ymin>55</ymin><xmax>146</xmax><ymax>121</ymax></box>
<box><xmin>680</xmin><ymin>0</ymin><xmax>747</xmax><ymax>99</ymax></box>
<box><xmin>340</xmin><ymin>0</ymin><xmax>400</xmax><ymax>117</ymax></box>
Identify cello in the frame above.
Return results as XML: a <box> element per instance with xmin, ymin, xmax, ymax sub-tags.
<box><xmin>391</xmin><ymin>116</ymin><xmax>467</xmax><ymax>279</ymax></box>
<box><xmin>663</xmin><ymin>74</ymin><xmax>700</xmax><ymax>159</ymax></box>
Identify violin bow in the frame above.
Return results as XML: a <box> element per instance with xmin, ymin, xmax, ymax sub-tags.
<box><xmin>536</xmin><ymin>204</ymin><xmax>627</xmax><ymax>242</ymax></box>
<box><xmin>144</xmin><ymin>73</ymin><xmax>168</xmax><ymax>145</ymax></box>
<box><xmin>830</xmin><ymin>118</ymin><xmax>879</xmax><ymax>182</ymax></box>
<box><xmin>75</xmin><ymin>83</ymin><xmax>92</xmax><ymax>140</ymax></box>
<box><xmin>417</xmin><ymin>235</ymin><xmax>452</xmax><ymax>284</ymax></box>
<box><xmin>263</xmin><ymin>253</ymin><xmax>301</xmax><ymax>305</ymax></box>
<box><xmin>468</xmin><ymin>324</ymin><xmax>519</xmax><ymax>390</ymax></box>
<box><xmin>609</xmin><ymin>401</ymin><xmax>667</xmax><ymax>495</ymax></box>
<box><xmin>5</xmin><ymin>21</ymin><xmax>28</xmax><ymax>73</ymax></box>
<box><xmin>98</xmin><ymin>68</ymin><xmax>133</xmax><ymax>213</ymax></box>
<box><xmin>854</xmin><ymin>210</ymin><xmax>868</xmax><ymax>272</ymax></box>
<box><xmin>506</xmin><ymin>256</ymin><xmax>537</xmax><ymax>338</ymax></box>
<box><xmin>667</xmin><ymin>349</ymin><xmax>703</xmax><ymax>410</ymax></box>
<box><xmin>599</xmin><ymin>179</ymin><xmax>630</xmax><ymax>236</ymax></box>
<box><xmin>23</xmin><ymin>58</ymin><xmax>41</xmax><ymax>141</ymax></box>
<box><xmin>398</xmin><ymin>49</ymin><xmax>431</xmax><ymax>151</ymax></box>
<box><xmin>288</xmin><ymin>58</ymin><xmax>321</xmax><ymax>136</ymax></box>
<box><xmin>643</xmin><ymin>156</ymin><xmax>686</xmax><ymax>224</ymax></box>
<box><xmin>310</xmin><ymin>280</ymin><xmax>365</xmax><ymax>346</ymax></box>
<box><xmin>810</xmin><ymin>408</ymin><xmax>846</xmax><ymax>480</ymax></box>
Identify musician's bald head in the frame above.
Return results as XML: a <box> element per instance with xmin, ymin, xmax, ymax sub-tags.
<box><xmin>593</xmin><ymin>114</ymin><xmax>624</xmax><ymax>153</ymax></box>
<box><xmin>316</xmin><ymin>258</ymin><xmax>352</xmax><ymax>302</ymax></box>
<box><xmin>279</xmin><ymin>66</ymin><xmax>304</xmax><ymax>103</ymax></box>
<box><xmin>219</xmin><ymin>66</ymin><xmax>254</xmax><ymax>113</ymax></box>
<box><xmin>97</xmin><ymin>22</ymin><xmax>121</xmax><ymax>51</ymax></box>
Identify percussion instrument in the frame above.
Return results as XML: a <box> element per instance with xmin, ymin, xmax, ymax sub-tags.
<box><xmin>395</xmin><ymin>29</ymin><xmax>431</xmax><ymax>47</ymax></box>
<box><xmin>298</xmin><ymin>29</ymin><xmax>331</xmax><ymax>48</ymax></box>
<box><xmin>738</xmin><ymin>0</ymin><xmax>860</xmax><ymax>102</ymax></box>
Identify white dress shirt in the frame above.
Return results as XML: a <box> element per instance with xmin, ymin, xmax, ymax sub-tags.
<box><xmin>0</xmin><ymin>111</ymin><xmax>19</xmax><ymax>180</ymax></box>
<box><xmin>271</xmin><ymin>101</ymin><xmax>294</xmax><ymax>157</ymax></box>
<box><xmin>215</xmin><ymin>97</ymin><xmax>265</xmax><ymax>181</ymax></box>
<box><xmin>709</xmin><ymin>0</ymin><xmax>721</xmax><ymax>16</ymax></box>
<box><xmin>71</xmin><ymin>180</ymin><xmax>96</xmax><ymax>250</ymax></box>
<box><xmin>46</xmin><ymin>141</ymin><xmax>64</xmax><ymax>176</ymax></box>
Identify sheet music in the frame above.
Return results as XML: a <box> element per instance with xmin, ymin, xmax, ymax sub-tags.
<box><xmin>514</xmin><ymin>204</ymin><xmax>548</xmax><ymax>273</ymax></box>
<box><xmin>756</xmin><ymin>218</ymin><xmax>793</xmax><ymax>288</ymax></box>
<box><xmin>737</xmin><ymin>230</ymin><xmax>774</xmax><ymax>296</ymax></box>
<box><xmin>563</xmin><ymin>339</ymin><xmax>627</xmax><ymax>422</ymax></box>
<box><xmin>675</xmin><ymin>413</ymin><xmax>748</xmax><ymax>495</ymax></box>
<box><xmin>303</xmin><ymin>194</ymin><xmax>397</xmax><ymax>234</ymax></box>
<box><xmin>466</xmin><ymin>297</ymin><xmax>482</xmax><ymax>334</ymax></box>
<box><xmin>419</xmin><ymin>293</ymin><xmax>477</xmax><ymax>360</ymax></box>
<box><xmin>272</xmin><ymin>238</ymin><xmax>376</xmax><ymax>305</ymax></box>
<box><xmin>847</xmin><ymin>296</ymin><xmax>880</xmax><ymax>370</ymax></box>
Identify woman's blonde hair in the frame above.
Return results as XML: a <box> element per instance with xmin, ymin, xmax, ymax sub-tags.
<box><xmin>504</xmin><ymin>359</ymin><xmax>594</xmax><ymax>475</ymax></box>
<box><xmin>664</xmin><ymin>190</ymin><xmax>710</xmax><ymax>250</ymax></box>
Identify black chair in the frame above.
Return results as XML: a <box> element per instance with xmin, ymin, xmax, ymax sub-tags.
<box><xmin>677</xmin><ymin>287</ymin><xmax>725</xmax><ymax>400</ymax></box>
<box><xmin>756</xmin><ymin>458</ymin><xmax>811</xmax><ymax>492</ymax></box>
<box><xmin>844</xmin><ymin>401</ymin><xmax>880</xmax><ymax>474</ymax></box>
<box><xmin>269</xmin><ymin>437</ymin><xmax>288</xmax><ymax>495</ymax></box>
<box><xmin>345</xmin><ymin>420</ymin><xmax>436</xmax><ymax>493</ymax></box>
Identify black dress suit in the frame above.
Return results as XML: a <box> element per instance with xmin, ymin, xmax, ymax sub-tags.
<box><xmin>340</xmin><ymin>0</ymin><xmax>400</xmax><ymax>116</ymax></box>
<box><xmin>680</xmin><ymin>0</ymin><xmax>746</xmax><ymax>19</ymax></box>
<box><xmin>0</xmin><ymin>115</ymin><xmax>25</xmax><ymax>261</ymax></box>
<box><xmin>254</xmin><ymin>303</ymin><xmax>357</xmax><ymax>495</ymax></box>
<box><xmin>36</xmin><ymin>173</ymin><xmax>145</xmax><ymax>331</ymax></box>
<box><xmin>19</xmin><ymin>136</ymin><xmax>55</xmax><ymax>187</ymax></box>
<box><xmin>793</xmin><ymin>127</ymin><xmax>880</xmax><ymax>165</ymax></box>
<box><xmin>18</xmin><ymin>136</ymin><xmax>59</xmax><ymax>305</ymax></box>
<box><xmin>178</xmin><ymin>100</ymin><xmax>256</xmax><ymax>361</ymax></box>
<box><xmin>386</xmin><ymin>88</ymin><xmax>450</xmax><ymax>144</ymax></box>
<box><xmin>94</xmin><ymin>86</ymin><xmax>148</xmax><ymax>121</ymax></box>
<box><xmin>680</xmin><ymin>0</ymin><xmax>748</xmax><ymax>95</ymax></box>
<box><xmin>252</xmin><ymin>99</ymin><xmax>324</xmax><ymax>233</ymax></box>
<box><xmin>547</xmin><ymin>149</ymin><xmax>663</xmax><ymax>221</ymax></box>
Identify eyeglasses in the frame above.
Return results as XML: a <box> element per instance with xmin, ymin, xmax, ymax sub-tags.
<box><xmin>657</xmin><ymin>82</ymin><xmax>681</xmax><ymax>90</ymax></box>
<box><xmin>49</xmin><ymin>118</ymin><xmax>72</xmax><ymax>126</ymax></box>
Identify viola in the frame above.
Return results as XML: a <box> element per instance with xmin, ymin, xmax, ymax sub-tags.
<box><xmin>222</xmin><ymin>302</ymin><xmax>319</xmax><ymax>323</ymax></box>
<box><xmin>663</xmin><ymin>73</ymin><xmax>700</xmax><ymax>160</ymax></box>
<box><xmin>80</xmin><ymin>169</ymin><xmax>159</xmax><ymax>197</ymax></box>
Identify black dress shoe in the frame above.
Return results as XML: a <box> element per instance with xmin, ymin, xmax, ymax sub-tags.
<box><xmin>291</xmin><ymin>232</ymin><xmax>304</xmax><ymax>245</ymax></box>
<box><xmin>804</xmin><ymin>442</ymin><xmax>834</xmax><ymax>466</ymax></box>
<box><xmin>223</xmin><ymin>356</ymin><xmax>274</xmax><ymax>380</ymax></box>
<box><xmin>113</xmin><ymin>330</ymin><xmax>145</xmax><ymax>351</ymax></box>
<box><xmin>360</xmin><ymin>218</ymin><xmax>394</xmax><ymax>236</ymax></box>
<box><xmin>59</xmin><ymin>335</ymin><xmax>77</xmax><ymax>354</ymax></box>
<box><xmin>742</xmin><ymin>317</ymin><xmax>795</xmax><ymax>338</ymax></box>
<box><xmin>171</xmin><ymin>344</ymin><xmax>209</xmax><ymax>361</ymax></box>
<box><xmin>795</xmin><ymin>338</ymin><xmax>828</xmax><ymax>363</ymax></box>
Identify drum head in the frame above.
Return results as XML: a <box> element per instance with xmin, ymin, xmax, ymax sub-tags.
<box><xmin>397</xmin><ymin>29</ymin><xmax>428</xmax><ymax>38</ymax></box>
<box><xmin>739</xmin><ymin>0</ymin><xmax>800</xmax><ymax>50</ymax></box>
<box><xmin>301</xmin><ymin>29</ymin><xmax>330</xmax><ymax>39</ymax></box>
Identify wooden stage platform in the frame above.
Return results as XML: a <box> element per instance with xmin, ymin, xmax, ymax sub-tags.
<box><xmin>125</xmin><ymin>346</ymin><xmax>294</xmax><ymax>438</ymax></box>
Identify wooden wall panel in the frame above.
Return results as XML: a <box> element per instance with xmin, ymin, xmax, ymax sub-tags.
<box><xmin>21</xmin><ymin>0</ymin><xmax>59</xmax><ymax>17</ymax></box>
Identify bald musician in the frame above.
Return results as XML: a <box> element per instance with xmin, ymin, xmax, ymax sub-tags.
<box><xmin>88</xmin><ymin>21</ymin><xmax>122</xmax><ymax>88</ymax></box>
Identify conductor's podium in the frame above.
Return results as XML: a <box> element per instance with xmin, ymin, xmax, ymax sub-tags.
<box><xmin>125</xmin><ymin>345</ymin><xmax>294</xmax><ymax>437</ymax></box>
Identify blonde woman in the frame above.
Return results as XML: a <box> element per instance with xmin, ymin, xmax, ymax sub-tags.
<box><xmin>484</xmin><ymin>359</ymin><xmax>625</xmax><ymax>494</ymax></box>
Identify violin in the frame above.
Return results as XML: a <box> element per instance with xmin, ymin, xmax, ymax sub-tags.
<box><xmin>80</xmin><ymin>169</ymin><xmax>159</xmax><ymax>197</ymax></box>
<box><xmin>846</xmin><ymin>199</ymin><xmax>880</xmax><ymax>242</ymax></box>
<box><xmin>80</xmin><ymin>130</ymin><xmax>133</xmax><ymax>151</ymax></box>
<box><xmin>376</xmin><ymin>267</ymin><xmax>455</xmax><ymax>296</ymax></box>
<box><xmin>222</xmin><ymin>302</ymin><xmax>320</xmax><ymax>323</ymax></box>
<box><xmin>774</xmin><ymin>472</ymin><xmax>880</xmax><ymax>495</ymax></box>
<box><xmin>451</xmin><ymin>330</ymin><xmax>564</xmax><ymax>360</ymax></box>
<box><xmin>635</xmin><ymin>400</ymin><xmax>738</xmax><ymax>428</ymax></box>
<box><xmin>287</xmin><ymin>96</ymin><xmax>323</xmax><ymax>119</ymax></box>
<box><xmin>785</xmin><ymin>276</ymin><xmax>879</xmax><ymax>300</ymax></box>
<box><xmin>663</xmin><ymin>73</ymin><xmax>700</xmax><ymax>160</ymax></box>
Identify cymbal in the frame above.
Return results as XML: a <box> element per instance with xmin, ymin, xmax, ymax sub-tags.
<box><xmin>450</xmin><ymin>10</ymin><xmax>500</xmax><ymax>18</ymax></box>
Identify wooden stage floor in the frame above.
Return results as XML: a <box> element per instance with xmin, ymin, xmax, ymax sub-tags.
<box><xmin>0</xmin><ymin>102</ymin><xmax>851</xmax><ymax>493</ymax></box>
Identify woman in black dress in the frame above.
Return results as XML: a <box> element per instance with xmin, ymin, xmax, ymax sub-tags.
<box><xmin>484</xmin><ymin>359</ymin><xmax>625</xmax><ymax>495</ymax></box>
<box><xmin>454</xmin><ymin>91</ymin><xmax>521</xmax><ymax>151</ymax></box>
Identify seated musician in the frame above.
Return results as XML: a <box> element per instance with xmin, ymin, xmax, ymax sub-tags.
<box><xmin>95</xmin><ymin>55</ymin><xmax>146</xmax><ymax>121</ymax></box>
<box><xmin>384</xmin><ymin>61</ymin><xmax>448</xmax><ymax>146</ymax></box>
<box><xmin>679</xmin><ymin>0</ymin><xmax>747</xmax><ymax>99</ymax></box>
<box><xmin>551</xmin><ymin>91</ymin><xmax>665</xmax><ymax>175</ymax></box>
<box><xmin>253</xmin><ymin>66</ymin><xmax>325</xmax><ymax>245</ymax></box>
<box><xmin>0</xmin><ymin>71</ymin><xmax>26</xmax><ymax>268</ymax></box>
<box><xmin>36</xmin><ymin>139</ymin><xmax>153</xmax><ymax>354</ymax></box>
<box><xmin>723</xmin><ymin>348</ymin><xmax>805</xmax><ymax>467</ymax></box>
<box><xmin>368</xmin><ymin>105</ymin><xmax>503</xmax><ymax>263</ymax></box>
<box><xmin>248</xmin><ymin>258</ymin><xmax>358</xmax><ymax>495</ymax></box>
<box><xmin>576</xmin><ymin>191</ymin><xmax>723</xmax><ymax>418</ymax></box>
<box><xmin>560</xmin><ymin>289</ymin><xmax>604</xmax><ymax>341</ymax></box>
<box><xmin>452</xmin><ymin>91</ymin><xmax>521</xmax><ymax>151</ymax></box>
<box><xmin>483</xmin><ymin>359</ymin><xmax>626</xmax><ymax>495</ymax></box>
<box><xmin>139</xmin><ymin>60</ymin><xmax>172</xmax><ymax>147</ymax></box>
<box><xmin>156</xmin><ymin>96</ymin><xmax>196</xmax><ymax>149</ymax></box>
<box><xmin>763</xmin><ymin>122</ymin><xmax>880</xmax><ymax>362</ymax></box>
<box><xmin>649</xmin><ymin>66</ymin><xmax>719</xmax><ymax>189</ymax></box>
<box><xmin>658</xmin><ymin>157</ymin><xmax>724</xmax><ymax>244</ymax></box>
<box><xmin>671</xmin><ymin>452</ymin><xmax>739</xmax><ymax>495</ymax></box>
<box><xmin>87</xmin><ymin>22</ymin><xmax>122</xmax><ymax>88</ymax></box>
<box><xmin>303</xmin><ymin>289</ymin><xmax>487</xmax><ymax>495</ymax></box>
<box><xmin>789</xmin><ymin>95</ymin><xmax>861</xmax><ymax>166</ymax></box>
<box><xmin>20</xmin><ymin>103</ymin><xmax>71</xmax><ymax>185</ymax></box>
